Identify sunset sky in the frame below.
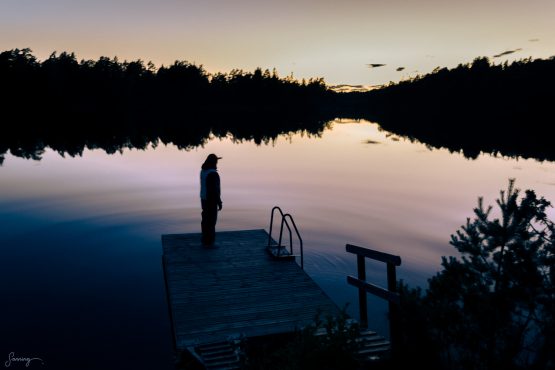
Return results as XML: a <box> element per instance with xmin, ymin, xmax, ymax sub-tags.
<box><xmin>1</xmin><ymin>0</ymin><xmax>554</xmax><ymax>85</ymax></box>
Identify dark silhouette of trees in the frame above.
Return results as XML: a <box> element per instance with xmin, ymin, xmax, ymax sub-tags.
<box><xmin>347</xmin><ymin>56</ymin><xmax>555</xmax><ymax>161</ymax></box>
<box><xmin>2</xmin><ymin>48</ymin><xmax>555</xmax><ymax>164</ymax></box>
<box><xmin>0</xmin><ymin>48</ymin><xmax>335</xmax><ymax>163</ymax></box>
<box><xmin>240</xmin><ymin>309</ymin><xmax>364</xmax><ymax>370</ymax></box>
<box><xmin>397</xmin><ymin>180</ymin><xmax>555</xmax><ymax>370</ymax></box>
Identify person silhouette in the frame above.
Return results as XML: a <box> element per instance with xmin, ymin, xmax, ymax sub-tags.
<box><xmin>200</xmin><ymin>154</ymin><xmax>223</xmax><ymax>246</ymax></box>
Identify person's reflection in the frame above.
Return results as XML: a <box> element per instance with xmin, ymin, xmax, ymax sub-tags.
<box><xmin>200</xmin><ymin>154</ymin><xmax>223</xmax><ymax>247</ymax></box>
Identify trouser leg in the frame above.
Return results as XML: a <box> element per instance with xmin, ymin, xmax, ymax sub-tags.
<box><xmin>201</xmin><ymin>200</ymin><xmax>218</xmax><ymax>245</ymax></box>
<box><xmin>207</xmin><ymin>207</ymin><xmax>217</xmax><ymax>244</ymax></box>
<box><xmin>201</xmin><ymin>209</ymin><xmax>208</xmax><ymax>245</ymax></box>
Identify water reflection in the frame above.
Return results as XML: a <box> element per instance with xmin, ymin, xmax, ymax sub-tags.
<box><xmin>1</xmin><ymin>120</ymin><xmax>555</xmax><ymax>368</ymax></box>
<box><xmin>0</xmin><ymin>116</ymin><xmax>332</xmax><ymax>166</ymax></box>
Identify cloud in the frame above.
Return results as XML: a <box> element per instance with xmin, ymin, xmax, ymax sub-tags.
<box><xmin>493</xmin><ymin>48</ymin><xmax>522</xmax><ymax>58</ymax></box>
<box><xmin>396</xmin><ymin>67</ymin><xmax>405</xmax><ymax>72</ymax></box>
<box><xmin>366</xmin><ymin>63</ymin><xmax>386</xmax><ymax>68</ymax></box>
<box><xmin>363</xmin><ymin>139</ymin><xmax>381</xmax><ymax>144</ymax></box>
<box><xmin>329</xmin><ymin>84</ymin><xmax>370</xmax><ymax>93</ymax></box>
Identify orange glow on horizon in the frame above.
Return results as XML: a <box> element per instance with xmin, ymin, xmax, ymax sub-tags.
<box><xmin>1</xmin><ymin>0</ymin><xmax>554</xmax><ymax>85</ymax></box>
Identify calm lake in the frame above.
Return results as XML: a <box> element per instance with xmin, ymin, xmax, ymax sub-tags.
<box><xmin>1</xmin><ymin>119</ymin><xmax>555</xmax><ymax>369</ymax></box>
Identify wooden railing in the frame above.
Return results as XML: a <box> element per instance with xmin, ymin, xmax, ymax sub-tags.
<box><xmin>346</xmin><ymin>244</ymin><xmax>401</xmax><ymax>351</ymax></box>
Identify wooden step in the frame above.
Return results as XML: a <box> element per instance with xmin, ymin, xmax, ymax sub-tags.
<box><xmin>266</xmin><ymin>245</ymin><xmax>296</xmax><ymax>259</ymax></box>
<box><xmin>310</xmin><ymin>319</ymin><xmax>391</xmax><ymax>363</ymax></box>
<box><xmin>195</xmin><ymin>340</ymin><xmax>241</xmax><ymax>370</ymax></box>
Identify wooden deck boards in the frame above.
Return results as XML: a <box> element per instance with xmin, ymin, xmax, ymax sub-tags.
<box><xmin>162</xmin><ymin>229</ymin><xmax>340</xmax><ymax>349</ymax></box>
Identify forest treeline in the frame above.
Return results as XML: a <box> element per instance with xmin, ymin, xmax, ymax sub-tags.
<box><xmin>2</xmin><ymin>48</ymin><xmax>555</xmax><ymax>164</ymax></box>
<box><xmin>347</xmin><ymin>55</ymin><xmax>555</xmax><ymax>160</ymax></box>
<box><xmin>0</xmin><ymin>48</ymin><xmax>335</xmax><ymax>164</ymax></box>
<box><xmin>1</xmin><ymin>48</ymin><xmax>334</xmax><ymax>119</ymax></box>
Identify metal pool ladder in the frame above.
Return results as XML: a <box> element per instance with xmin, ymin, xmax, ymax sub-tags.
<box><xmin>266</xmin><ymin>206</ymin><xmax>304</xmax><ymax>269</ymax></box>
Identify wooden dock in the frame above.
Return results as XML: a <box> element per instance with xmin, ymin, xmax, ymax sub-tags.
<box><xmin>161</xmin><ymin>229</ymin><xmax>341</xmax><ymax>351</ymax></box>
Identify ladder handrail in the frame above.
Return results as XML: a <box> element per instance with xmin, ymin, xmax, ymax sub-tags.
<box><xmin>268</xmin><ymin>206</ymin><xmax>288</xmax><ymax>247</ymax></box>
<box><xmin>283</xmin><ymin>214</ymin><xmax>304</xmax><ymax>269</ymax></box>
<box><xmin>278</xmin><ymin>215</ymin><xmax>293</xmax><ymax>255</ymax></box>
<box><xmin>267</xmin><ymin>206</ymin><xmax>304</xmax><ymax>269</ymax></box>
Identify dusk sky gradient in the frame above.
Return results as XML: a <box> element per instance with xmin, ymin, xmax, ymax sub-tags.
<box><xmin>2</xmin><ymin>0</ymin><xmax>554</xmax><ymax>85</ymax></box>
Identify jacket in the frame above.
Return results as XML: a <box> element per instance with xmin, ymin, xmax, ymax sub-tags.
<box><xmin>200</xmin><ymin>168</ymin><xmax>222</xmax><ymax>206</ymax></box>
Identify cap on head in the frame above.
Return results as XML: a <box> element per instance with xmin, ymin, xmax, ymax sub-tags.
<box><xmin>204</xmin><ymin>153</ymin><xmax>222</xmax><ymax>168</ymax></box>
<box><xmin>207</xmin><ymin>153</ymin><xmax>222</xmax><ymax>161</ymax></box>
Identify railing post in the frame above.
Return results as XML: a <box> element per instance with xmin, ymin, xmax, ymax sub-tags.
<box><xmin>288</xmin><ymin>223</ymin><xmax>293</xmax><ymax>255</ymax></box>
<box><xmin>278</xmin><ymin>218</ymin><xmax>285</xmax><ymax>249</ymax></box>
<box><xmin>387</xmin><ymin>262</ymin><xmax>399</xmax><ymax>354</ymax></box>
<box><xmin>347</xmin><ymin>244</ymin><xmax>402</xmax><ymax>354</ymax></box>
<box><xmin>268</xmin><ymin>207</ymin><xmax>276</xmax><ymax>247</ymax></box>
<box><xmin>357</xmin><ymin>255</ymin><xmax>368</xmax><ymax>328</ymax></box>
<box><xmin>300</xmin><ymin>243</ymin><xmax>304</xmax><ymax>270</ymax></box>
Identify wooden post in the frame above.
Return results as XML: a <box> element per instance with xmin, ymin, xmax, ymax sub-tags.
<box><xmin>357</xmin><ymin>255</ymin><xmax>368</xmax><ymax>328</ymax></box>
<box><xmin>346</xmin><ymin>244</ymin><xmax>402</xmax><ymax>352</ymax></box>
<box><xmin>387</xmin><ymin>262</ymin><xmax>399</xmax><ymax>354</ymax></box>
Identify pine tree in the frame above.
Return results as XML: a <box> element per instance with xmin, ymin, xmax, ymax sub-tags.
<box><xmin>423</xmin><ymin>180</ymin><xmax>555</xmax><ymax>369</ymax></box>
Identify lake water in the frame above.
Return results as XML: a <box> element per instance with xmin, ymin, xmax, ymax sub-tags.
<box><xmin>1</xmin><ymin>120</ymin><xmax>555</xmax><ymax>369</ymax></box>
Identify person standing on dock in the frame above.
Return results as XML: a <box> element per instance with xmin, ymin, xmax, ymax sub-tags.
<box><xmin>200</xmin><ymin>154</ymin><xmax>223</xmax><ymax>246</ymax></box>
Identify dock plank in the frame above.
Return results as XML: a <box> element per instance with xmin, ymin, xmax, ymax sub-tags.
<box><xmin>162</xmin><ymin>229</ymin><xmax>340</xmax><ymax>349</ymax></box>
